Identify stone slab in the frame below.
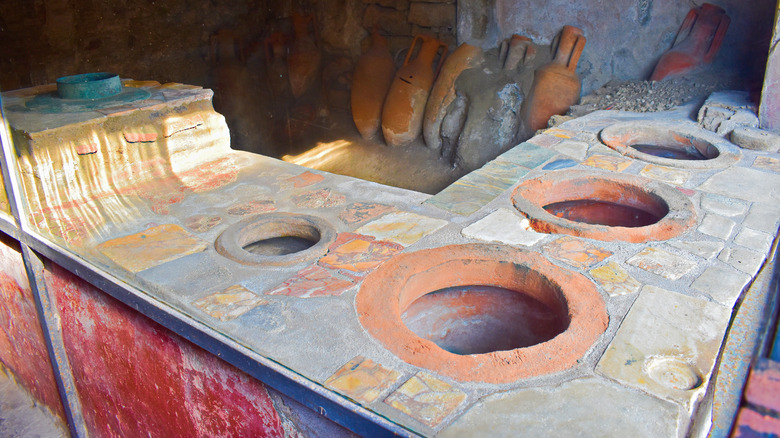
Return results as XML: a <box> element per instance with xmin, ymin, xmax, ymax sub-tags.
<box><xmin>690</xmin><ymin>264</ymin><xmax>752</xmax><ymax>307</ymax></box>
<box><xmin>744</xmin><ymin>203</ymin><xmax>780</xmax><ymax>234</ymax></box>
<box><xmin>626</xmin><ymin>247</ymin><xmax>697</xmax><ymax>280</ymax></box>
<box><xmin>698</xmin><ymin>167</ymin><xmax>780</xmax><ymax>203</ymax></box>
<box><xmin>440</xmin><ymin>377</ymin><xmax>680</xmax><ymax>438</ymax></box>
<box><xmin>718</xmin><ymin>246</ymin><xmax>766</xmax><ymax>276</ymax></box>
<box><xmin>596</xmin><ymin>285</ymin><xmax>731</xmax><ymax>409</ymax></box>
<box><xmin>698</xmin><ymin>215</ymin><xmax>737</xmax><ymax>241</ymax></box>
<box><xmin>461</xmin><ymin>208</ymin><xmax>547</xmax><ymax>246</ymax></box>
<box><xmin>734</xmin><ymin>228</ymin><xmax>774</xmax><ymax>254</ymax></box>
<box><xmin>667</xmin><ymin>240</ymin><xmax>724</xmax><ymax>260</ymax></box>
<box><xmin>700</xmin><ymin>195</ymin><xmax>749</xmax><ymax>218</ymax></box>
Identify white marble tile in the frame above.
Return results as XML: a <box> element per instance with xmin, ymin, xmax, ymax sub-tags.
<box><xmin>461</xmin><ymin>208</ymin><xmax>547</xmax><ymax>247</ymax></box>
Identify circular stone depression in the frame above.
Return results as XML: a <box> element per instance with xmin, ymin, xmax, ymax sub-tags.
<box><xmin>599</xmin><ymin>120</ymin><xmax>740</xmax><ymax>169</ymax></box>
<box><xmin>356</xmin><ymin>244</ymin><xmax>608</xmax><ymax>384</ymax></box>
<box><xmin>511</xmin><ymin>170</ymin><xmax>696</xmax><ymax>243</ymax></box>
<box><xmin>215</xmin><ymin>212</ymin><xmax>336</xmax><ymax>266</ymax></box>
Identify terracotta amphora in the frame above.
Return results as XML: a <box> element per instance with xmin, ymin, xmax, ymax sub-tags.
<box><xmin>423</xmin><ymin>43</ymin><xmax>484</xmax><ymax>151</ymax></box>
<box><xmin>351</xmin><ymin>29</ymin><xmax>396</xmax><ymax>140</ymax></box>
<box><xmin>521</xmin><ymin>25</ymin><xmax>586</xmax><ymax>134</ymax></box>
<box><xmin>382</xmin><ymin>35</ymin><xmax>448</xmax><ymax>147</ymax></box>
<box><xmin>650</xmin><ymin>3</ymin><xmax>730</xmax><ymax>81</ymax></box>
<box><xmin>288</xmin><ymin>13</ymin><xmax>322</xmax><ymax>98</ymax></box>
<box><xmin>499</xmin><ymin>34</ymin><xmax>536</xmax><ymax>71</ymax></box>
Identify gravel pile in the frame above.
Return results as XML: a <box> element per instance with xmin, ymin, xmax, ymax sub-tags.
<box><xmin>567</xmin><ymin>74</ymin><xmax>738</xmax><ymax>116</ymax></box>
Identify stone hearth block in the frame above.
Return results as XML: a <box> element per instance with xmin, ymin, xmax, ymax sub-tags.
<box><xmin>325</xmin><ymin>356</ymin><xmax>402</xmax><ymax>405</ymax></box>
<box><xmin>667</xmin><ymin>240</ymin><xmax>724</xmax><ymax>260</ymax></box>
<box><xmin>744</xmin><ymin>203</ymin><xmax>780</xmax><ymax>234</ymax></box>
<box><xmin>690</xmin><ymin>264</ymin><xmax>752</xmax><ymax>307</ymax></box>
<box><xmin>699</xmin><ymin>167</ymin><xmax>780</xmax><ymax>203</ymax></box>
<box><xmin>700</xmin><ymin>195</ymin><xmax>748</xmax><ymax>218</ymax></box>
<box><xmin>384</xmin><ymin>371</ymin><xmax>466</xmax><ymax>428</ymax></box>
<box><xmin>731</xmin><ymin>126</ymin><xmax>780</xmax><ymax>152</ymax></box>
<box><xmin>596</xmin><ymin>285</ymin><xmax>731</xmax><ymax>410</ymax></box>
<box><xmin>697</xmin><ymin>214</ymin><xmax>736</xmax><ymax>240</ymax></box>
<box><xmin>440</xmin><ymin>377</ymin><xmax>680</xmax><ymax>437</ymax></box>
<box><xmin>193</xmin><ymin>285</ymin><xmax>268</xmax><ymax>321</ymax></box>
<box><xmin>625</xmin><ymin>247</ymin><xmax>696</xmax><ymax>280</ymax></box>
<box><xmin>734</xmin><ymin>228</ymin><xmax>774</xmax><ymax>254</ymax></box>
<box><xmin>588</xmin><ymin>262</ymin><xmax>642</xmax><ymax>297</ymax></box>
<box><xmin>542</xmin><ymin>236</ymin><xmax>612</xmax><ymax>270</ymax></box>
<box><xmin>97</xmin><ymin>224</ymin><xmax>208</xmax><ymax>273</ymax></box>
<box><xmin>461</xmin><ymin>208</ymin><xmax>547</xmax><ymax>247</ymax></box>
<box><xmin>639</xmin><ymin>164</ymin><xmax>690</xmax><ymax>186</ymax></box>
<box><xmin>718</xmin><ymin>246</ymin><xmax>766</xmax><ymax>276</ymax></box>
<box><xmin>355</xmin><ymin>212</ymin><xmax>448</xmax><ymax>246</ymax></box>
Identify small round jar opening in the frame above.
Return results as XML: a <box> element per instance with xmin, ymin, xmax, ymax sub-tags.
<box><xmin>599</xmin><ymin>121</ymin><xmax>739</xmax><ymax>169</ymax></box>
<box><xmin>401</xmin><ymin>285</ymin><xmax>569</xmax><ymax>355</ymax></box>
<box><xmin>216</xmin><ymin>213</ymin><xmax>335</xmax><ymax>266</ymax></box>
<box><xmin>512</xmin><ymin>171</ymin><xmax>695</xmax><ymax>242</ymax></box>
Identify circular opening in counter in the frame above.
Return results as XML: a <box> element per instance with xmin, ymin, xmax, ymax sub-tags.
<box><xmin>511</xmin><ymin>170</ymin><xmax>695</xmax><ymax>243</ymax></box>
<box><xmin>215</xmin><ymin>213</ymin><xmax>336</xmax><ymax>266</ymax></box>
<box><xmin>599</xmin><ymin>121</ymin><xmax>739</xmax><ymax>168</ymax></box>
<box><xmin>356</xmin><ymin>244</ymin><xmax>608</xmax><ymax>384</ymax></box>
<box><xmin>401</xmin><ymin>285</ymin><xmax>569</xmax><ymax>355</ymax></box>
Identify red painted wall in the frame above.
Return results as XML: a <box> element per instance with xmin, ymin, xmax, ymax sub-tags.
<box><xmin>43</xmin><ymin>262</ymin><xmax>286</xmax><ymax>437</ymax></box>
<box><xmin>0</xmin><ymin>235</ymin><xmax>66</xmax><ymax>421</ymax></box>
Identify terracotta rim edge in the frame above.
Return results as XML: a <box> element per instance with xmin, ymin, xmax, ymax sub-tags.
<box><xmin>511</xmin><ymin>170</ymin><xmax>697</xmax><ymax>243</ymax></box>
<box><xmin>355</xmin><ymin>243</ymin><xmax>609</xmax><ymax>384</ymax></box>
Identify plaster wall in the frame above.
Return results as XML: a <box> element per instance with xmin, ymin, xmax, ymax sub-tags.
<box><xmin>458</xmin><ymin>0</ymin><xmax>776</xmax><ymax>94</ymax></box>
<box><xmin>0</xmin><ymin>234</ymin><xmax>66</xmax><ymax>422</ymax></box>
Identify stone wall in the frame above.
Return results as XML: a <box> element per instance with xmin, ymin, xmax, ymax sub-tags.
<box><xmin>458</xmin><ymin>0</ymin><xmax>776</xmax><ymax>94</ymax></box>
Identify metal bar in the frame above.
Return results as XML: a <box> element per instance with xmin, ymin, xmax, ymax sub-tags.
<box><xmin>20</xmin><ymin>243</ymin><xmax>89</xmax><ymax>437</ymax></box>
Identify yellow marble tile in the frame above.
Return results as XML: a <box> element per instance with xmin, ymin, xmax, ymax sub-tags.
<box><xmin>325</xmin><ymin>356</ymin><xmax>401</xmax><ymax>404</ymax></box>
<box><xmin>385</xmin><ymin>371</ymin><xmax>466</xmax><ymax>428</ymax></box>
<box><xmin>193</xmin><ymin>285</ymin><xmax>268</xmax><ymax>321</ymax></box>
<box><xmin>97</xmin><ymin>224</ymin><xmax>208</xmax><ymax>272</ymax></box>
<box><xmin>589</xmin><ymin>262</ymin><xmax>642</xmax><ymax>296</ymax></box>
<box><xmin>582</xmin><ymin>154</ymin><xmax>632</xmax><ymax>172</ymax></box>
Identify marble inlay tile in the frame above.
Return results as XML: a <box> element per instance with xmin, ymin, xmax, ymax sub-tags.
<box><xmin>596</xmin><ymin>285</ymin><xmax>731</xmax><ymax>409</ymax></box>
<box><xmin>718</xmin><ymin>247</ymin><xmax>765</xmax><ymax>276</ymax></box>
<box><xmin>97</xmin><ymin>224</ymin><xmax>208</xmax><ymax>273</ymax></box>
<box><xmin>193</xmin><ymin>285</ymin><xmax>268</xmax><ymax>321</ymax></box>
<box><xmin>439</xmin><ymin>377</ymin><xmax>680</xmax><ymax>438</ymax></box>
<box><xmin>667</xmin><ymin>240</ymin><xmax>724</xmax><ymax>260</ymax></box>
<box><xmin>476</xmin><ymin>159</ymin><xmax>532</xmax><ymax>187</ymax></box>
<box><xmin>589</xmin><ymin>262</ymin><xmax>642</xmax><ymax>296</ymax></box>
<box><xmin>318</xmin><ymin>233</ymin><xmax>403</xmax><ymax>276</ymax></box>
<box><xmin>699</xmin><ymin>167</ymin><xmax>780</xmax><ymax>203</ymax></box>
<box><xmin>498</xmin><ymin>142</ymin><xmax>557</xmax><ymax>169</ymax></box>
<box><xmin>753</xmin><ymin>156</ymin><xmax>780</xmax><ymax>173</ymax></box>
<box><xmin>543</xmin><ymin>158</ymin><xmax>578</xmax><ymax>170</ymax></box>
<box><xmin>734</xmin><ymin>228</ymin><xmax>774</xmax><ymax>254</ymax></box>
<box><xmin>226</xmin><ymin>199</ymin><xmax>276</xmax><ymax>216</ymax></box>
<box><xmin>697</xmin><ymin>214</ymin><xmax>736</xmax><ymax>240</ymax></box>
<box><xmin>543</xmin><ymin>127</ymin><xmax>577</xmax><ymax>139</ymax></box>
<box><xmin>626</xmin><ymin>247</ymin><xmax>696</xmax><ymax>280</ymax></box>
<box><xmin>184</xmin><ymin>214</ymin><xmax>222</xmax><ymax>233</ymax></box>
<box><xmin>581</xmin><ymin>154</ymin><xmax>632</xmax><ymax>172</ymax></box>
<box><xmin>266</xmin><ymin>265</ymin><xmax>354</xmax><ymax>298</ymax></box>
<box><xmin>461</xmin><ymin>208</ymin><xmax>547</xmax><ymax>246</ymax></box>
<box><xmin>639</xmin><ymin>164</ymin><xmax>689</xmax><ymax>185</ymax></box>
<box><xmin>292</xmin><ymin>188</ymin><xmax>346</xmax><ymax>209</ymax></box>
<box><xmin>700</xmin><ymin>195</ymin><xmax>748</xmax><ymax>218</ymax></box>
<box><xmin>325</xmin><ymin>356</ymin><xmax>401</xmax><ymax>405</ymax></box>
<box><xmin>543</xmin><ymin>236</ymin><xmax>612</xmax><ymax>269</ymax></box>
<box><xmin>355</xmin><ymin>212</ymin><xmax>448</xmax><ymax>246</ymax></box>
<box><xmin>339</xmin><ymin>202</ymin><xmax>394</xmax><ymax>225</ymax></box>
<box><xmin>425</xmin><ymin>184</ymin><xmax>499</xmax><ymax>215</ymax></box>
<box><xmin>385</xmin><ymin>371</ymin><xmax>466</xmax><ymax>428</ymax></box>
<box><xmin>284</xmin><ymin>171</ymin><xmax>325</xmax><ymax>189</ymax></box>
<box><xmin>554</xmin><ymin>140</ymin><xmax>589</xmax><ymax>161</ymax></box>
<box><xmin>526</xmin><ymin>134</ymin><xmax>563</xmax><ymax>148</ymax></box>
<box><xmin>690</xmin><ymin>264</ymin><xmax>752</xmax><ymax>307</ymax></box>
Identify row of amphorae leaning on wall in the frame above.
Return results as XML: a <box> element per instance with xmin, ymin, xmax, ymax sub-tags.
<box><xmin>351</xmin><ymin>25</ymin><xmax>586</xmax><ymax>171</ymax></box>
